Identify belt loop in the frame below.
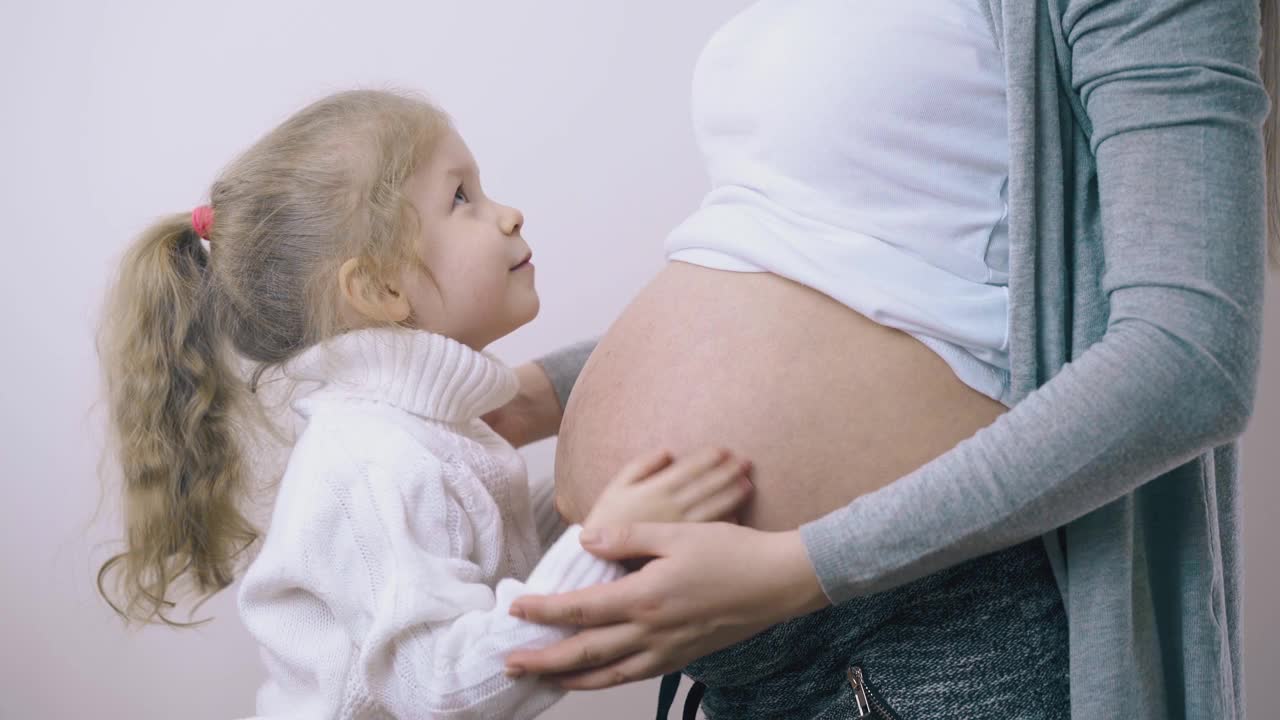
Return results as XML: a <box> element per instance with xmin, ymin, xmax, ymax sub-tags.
<box><xmin>657</xmin><ymin>672</ymin><xmax>683</xmax><ymax>720</ymax></box>
<box><xmin>683</xmin><ymin>680</ymin><xmax>707</xmax><ymax>720</ymax></box>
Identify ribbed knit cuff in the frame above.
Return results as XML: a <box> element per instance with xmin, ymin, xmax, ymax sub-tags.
<box><xmin>522</xmin><ymin>525</ymin><xmax>625</xmax><ymax>595</ymax></box>
<box><xmin>799</xmin><ymin>503</ymin><xmax>869</xmax><ymax>605</ymax></box>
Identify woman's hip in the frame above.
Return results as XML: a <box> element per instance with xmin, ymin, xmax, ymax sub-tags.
<box><xmin>685</xmin><ymin>539</ymin><xmax>1069</xmax><ymax>720</ymax></box>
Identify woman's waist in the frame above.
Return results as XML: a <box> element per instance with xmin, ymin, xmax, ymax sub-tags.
<box><xmin>668</xmin><ymin>183</ymin><xmax>1010</xmax><ymax>287</ymax></box>
<box><xmin>665</xmin><ymin>200</ymin><xmax>1010</xmax><ymax>360</ymax></box>
<box><xmin>553</xmin><ymin>261</ymin><xmax>1005</xmax><ymax>531</ymax></box>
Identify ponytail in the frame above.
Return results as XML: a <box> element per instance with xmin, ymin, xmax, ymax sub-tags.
<box><xmin>96</xmin><ymin>90</ymin><xmax>451</xmax><ymax>624</ymax></box>
<box><xmin>97</xmin><ymin>214</ymin><xmax>257</xmax><ymax>625</ymax></box>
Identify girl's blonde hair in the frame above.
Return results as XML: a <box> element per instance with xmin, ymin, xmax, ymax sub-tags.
<box><xmin>98</xmin><ymin>90</ymin><xmax>449</xmax><ymax>625</ymax></box>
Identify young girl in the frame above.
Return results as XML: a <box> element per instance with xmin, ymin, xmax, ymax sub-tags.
<box><xmin>97</xmin><ymin>89</ymin><xmax>753</xmax><ymax>719</ymax></box>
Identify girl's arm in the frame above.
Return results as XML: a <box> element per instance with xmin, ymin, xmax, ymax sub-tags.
<box><xmin>528</xmin><ymin>470</ymin><xmax>570</xmax><ymax>552</ymax></box>
<box><xmin>239</xmin><ymin>425</ymin><xmax>622</xmax><ymax>720</ymax></box>
<box><xmin>481</xmin><ymin>341</ymin><xmax>595</xmax><ymax>448</ymax></box>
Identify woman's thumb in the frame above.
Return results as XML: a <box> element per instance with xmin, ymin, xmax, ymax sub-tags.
<box><xmin>578</xmin><ymin>522</ymin><xmax>669</xmax><ymax>560</ymax></box>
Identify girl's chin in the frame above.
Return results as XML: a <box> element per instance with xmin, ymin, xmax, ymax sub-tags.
<box><xmin>507</xmin><ymin>295</ymin><xmax>540</xmax><ymax>331</ymax></box>
<box><xmin>520</xmin><ymin>298</ymin><xmax>541</xmax><ymax>324</ymax></box>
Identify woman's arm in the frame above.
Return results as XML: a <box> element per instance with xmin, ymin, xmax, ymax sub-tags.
<box><xmin>801</xmin><ymin>0</ymin><xmax>1269</xmax><ymax>602</ymax></box>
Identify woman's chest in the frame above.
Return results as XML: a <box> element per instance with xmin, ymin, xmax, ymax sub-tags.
<box><xmin>692</xmin><ymin>0</ymin><xmax>1009</xmax><ymax>235</ymax></box>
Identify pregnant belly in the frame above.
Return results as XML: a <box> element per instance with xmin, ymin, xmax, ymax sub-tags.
<box><xmin>555</xmin><ymin>261</ymin><xmax>1006</xmax><ymax>532</ymax></box>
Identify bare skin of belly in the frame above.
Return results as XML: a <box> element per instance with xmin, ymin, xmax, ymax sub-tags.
<box><xmin>555</xmin><ymin>261</ymin><xmax>1006</xmax><ymax>532</ymax></box>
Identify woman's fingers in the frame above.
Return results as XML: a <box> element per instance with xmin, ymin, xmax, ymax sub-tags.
<box><xmin>612</xmin><ymin>449</ymin><xmax>675</xmax><ymax>484</ymax></box>
<box><xmin>549</xmin><ymin>650</ymin><xmax>668</xmax><ymax>691</ymax></box>
<box><xmin>510</xmin><ymin>569</ymin><xmax>652</xmax><ymax>626</ymax></box>
<box><xmin>509</xmin><ymin>524</ymin><xmax>828</xmax><ymax>682</ymax></box>
<box><xmin>575</xmin><ymin>522</ymin><xmax>676</xmax><ymax>562</ymax></box>
<box><xmin>506</xmin><ymin>623</ymin><xmax>648</xmax><ymax>679</ymax></box>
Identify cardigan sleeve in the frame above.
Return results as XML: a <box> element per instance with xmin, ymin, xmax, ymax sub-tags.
<box><xmin>799</xmin><ymin>0</ymin><xmax>1269</xmax><ymax>602</ymax></box>
<box><xmin>534</xmin><ymin>339</ymin><xmax>597</xmax><ymax>412</ymax></box>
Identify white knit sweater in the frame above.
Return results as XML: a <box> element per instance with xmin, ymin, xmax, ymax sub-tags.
<box><xmin>238</xmin><ymin>328</ymin><xmax>622</xmax><ymax>720</ymax></box>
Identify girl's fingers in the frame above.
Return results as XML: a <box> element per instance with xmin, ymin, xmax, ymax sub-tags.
<box><xmin>613</xmin><ymin>449</ymin><xmax>675</xmax><ymax>484</ymax></box>
<box><xmin>652</xmin><ymin>447</ymin><xmax>733</xmax><ymax>486</ymax></box>
<box><xmin>676</xmin><ymin>459</ymin><xmax>752</xmax><ymax>507</ymax></box>
<box><xmin>683</xmin><ymin>478</ymin><xmax>753</xmax><ymax>522</ymax></box>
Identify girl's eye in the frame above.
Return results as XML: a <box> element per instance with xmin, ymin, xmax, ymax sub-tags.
<box><xmin>453</xmin><ymin>186</ymin><xmax>469</xmax><ymax>207</ymax></box>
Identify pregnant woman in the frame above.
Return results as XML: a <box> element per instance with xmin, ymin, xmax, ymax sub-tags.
<box><xmin>495</xmin><ymin>1</ymin><xmax>1278</xmax><ymax>718</ymax></box>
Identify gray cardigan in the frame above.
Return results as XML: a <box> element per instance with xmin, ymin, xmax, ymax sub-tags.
<box><xmin>537</xmin><ymin>1</ymin><xmax>1270</xmax><ymax>717</ymax></box>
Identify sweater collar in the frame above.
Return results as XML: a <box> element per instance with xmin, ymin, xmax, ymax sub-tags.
<box><xmin>285</xmin><ymin>328</ymin><xmax>518</xmax><ymax>423</ymax></box>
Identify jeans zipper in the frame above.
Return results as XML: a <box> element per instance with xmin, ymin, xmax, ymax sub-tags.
<box><xmin>846</xmin><ymin>666</ymin><xmax>895</xmax><ymax>720</ymax></box>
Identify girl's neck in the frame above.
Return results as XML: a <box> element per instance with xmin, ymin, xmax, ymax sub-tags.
<box><xmin>284</xmin><ymin>327</ymin><xmax>518</xmax><ymax>422</ymax></box>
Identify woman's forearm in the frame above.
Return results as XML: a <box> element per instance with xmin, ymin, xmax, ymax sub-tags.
<box><xmin>801</xmin><ymin>0</ymin><xmax>1268</xmax><ymax>603</ymax></box>
<box><xmin>801</xmin><ymin>313</ymin><xmax>1256</xmax><ymax>602</ymax></box>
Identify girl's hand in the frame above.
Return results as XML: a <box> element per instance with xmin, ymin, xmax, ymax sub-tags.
<box><xmin>481</xmin><ymin>362</ymin><xmax>563</xmax><ymax>448</ymax></box>
<box><xmin>503</xmin><ymin>523</ymin><xmax>830</xmax><ymax>689</ymax></box>
<box><xmin>584</xmin><ymin>448</ymin><xmax>753</xmax><ymax>530</ymax></box>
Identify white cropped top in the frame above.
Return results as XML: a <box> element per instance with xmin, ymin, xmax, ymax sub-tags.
<box><xmin>667</xmin><ymin>0</ymin><xmax>1012</xmax><ymax>402</ymax></box>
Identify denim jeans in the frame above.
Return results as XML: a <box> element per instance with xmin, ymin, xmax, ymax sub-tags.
<box><xmin>664</xmin><ymin>539</ymin><xmax>1068</xmax><ymax>719</ymax></box>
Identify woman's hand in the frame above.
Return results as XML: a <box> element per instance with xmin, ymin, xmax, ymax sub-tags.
<box><xmin>503</xmin><ymin>523</ymin><xmax>831</xmax><ymax>690</ymax></box>
<box><xmin>482</xmin><ymin>362</ymin><xmax>564</xmax><ymax>448</ymax></box>
<box><xmin>585</xmin><ymin>448</ymin><xmax>753</xmax><ymax>529</ymax></box>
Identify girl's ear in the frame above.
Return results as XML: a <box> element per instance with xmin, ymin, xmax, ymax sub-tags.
<box><xmin>338</xmin><ymin>257</ymin><xmax>412</xmax><ymax>324</ymax></box>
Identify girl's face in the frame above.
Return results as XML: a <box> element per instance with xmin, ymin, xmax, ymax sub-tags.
<box><xmin>400</xmin><ymin>128</ymin><xmax>538</xmax><ymax>349</ymax></box>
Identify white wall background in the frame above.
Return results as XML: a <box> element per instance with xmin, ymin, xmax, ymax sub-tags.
<box><xmin>1</xmin><ymin>2</ymin><xmax>1276</xmax><ymax>718</ymax></box>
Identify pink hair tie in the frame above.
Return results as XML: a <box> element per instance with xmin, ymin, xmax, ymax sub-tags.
<box><xmin>191</xmin><ymin>205</ymin><xmax>214</xmax><ymax>240</ymax></box>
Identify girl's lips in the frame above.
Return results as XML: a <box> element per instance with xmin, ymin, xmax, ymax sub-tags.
<box><xmin>510</xmin><ymin>253</ymin><xmax>533</xmax><ymax>270</ymax></box>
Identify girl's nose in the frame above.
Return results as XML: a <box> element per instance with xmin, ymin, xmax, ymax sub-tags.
<box><xmin>500</xmin><ymin>205</ymin><xmax>524</xmax><ymax>235</ymax></box>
